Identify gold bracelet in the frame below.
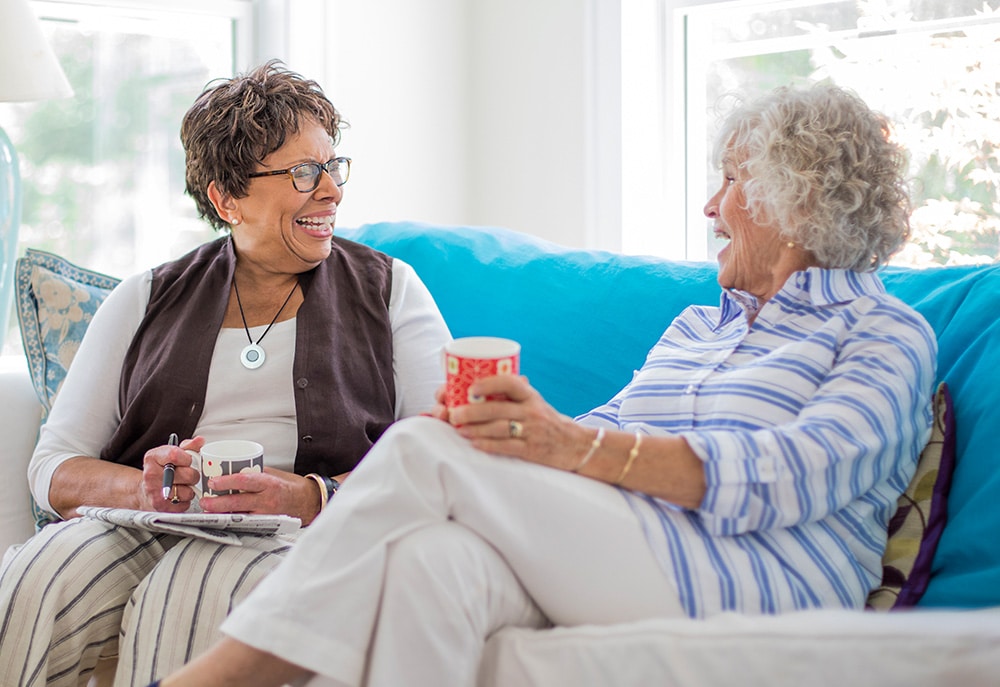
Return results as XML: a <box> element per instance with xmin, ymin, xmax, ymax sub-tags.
<box><xmin>615</xmin><ymin>432</ymin><xmax>643</xmax><ymax>485</ymax></box>
<box><xmin>572</xmin><ymin>427</ymin><xmax>605</xmax><ymax>473</ymax></box>
<box><xmin>305</xmin><ymin>473</ymin><xmax>329</xmax><ymax>513</ymax></box>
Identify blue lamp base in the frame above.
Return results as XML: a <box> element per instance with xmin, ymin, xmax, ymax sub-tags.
<box><xmin>0</xmin><ymin>124</ymin><xmax>21</xmax><ymax>351</ymax></box>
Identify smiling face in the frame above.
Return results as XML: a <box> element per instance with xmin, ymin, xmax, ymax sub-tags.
<box><xmin>212</xmin><ymin>118</ymin><xmax>343</xmax><ymax>274</ymax></box>
<box><xmin>704</xmin><ymin>153</ymin><xmax>809</xmax><ymax>304</ymax></box>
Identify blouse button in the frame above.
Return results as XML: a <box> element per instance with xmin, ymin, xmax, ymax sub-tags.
<box><xmin>296</xmin><ymin>378</ymin><xmax>309</xmax><ymax>389</ymax></box>
<box><xmin>685</xmin><ymin>384</ymin><xmax>696</xmax><ymax>394</ymax></box>
<box><xmin>302</xmin><ymin>435</ymin><xmax>313</xmax><ymax>443</ymax></box>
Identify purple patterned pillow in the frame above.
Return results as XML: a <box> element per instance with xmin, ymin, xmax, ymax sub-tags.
<box><xmin>867</xmin><ymin>382</ymin><xmax>955</xmax><ymax>610</ymax></box>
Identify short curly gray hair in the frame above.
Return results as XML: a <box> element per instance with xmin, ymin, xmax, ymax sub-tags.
<box><xmin>712</xmin><ymin>83</ymin><xmax>911</xmax><ymax>270</ymax></box>
<box><xmin>181</xmin><ymin>59</ymin><xmax>345</xmax><ymax>231</ymax></box>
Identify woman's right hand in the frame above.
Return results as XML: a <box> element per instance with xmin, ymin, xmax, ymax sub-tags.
<box><xmin>50</xmin><ymin>437</ymin><xmax>203</xmax><ymax>519</ymax></box>
<box><xmin>140</xmin><ymin>435</ymin><xmax>204</xmax><ymax>512</ymax></box>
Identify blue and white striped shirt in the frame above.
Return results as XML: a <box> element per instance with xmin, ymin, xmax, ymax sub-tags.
<box><xmin>576</xmin><ymin>268</ymin><xmax>937</xmax><ymax>618</ymax></box>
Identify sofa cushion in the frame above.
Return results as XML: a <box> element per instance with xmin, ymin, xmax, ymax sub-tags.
<box><xmin>867</xmin><ymin>382</ymin><xmax>955</xmax><ymax>610</ymax></box>
<box><xmin>880</xmin><ymin>264</ymin><xmax>1000</xmax><ymax>607</ymax></box>
<box><xmin>478</xmin><ymin>607</ymin><xmax>1000</xmax><ymax>687</ymax></box>
<box><xmin>15</xmin><ymin>248</ymin><xmax>121</xmax><ymax>416</ymax></box>
<box><xmin>0</xmin><ymin>356</ymin><xmax>44</xmax><ymax>551</ymax></box>
<box><xmin>339</xmin><ymin>222</ymin><xmax>721</xmax><ymax>418</ymax></box>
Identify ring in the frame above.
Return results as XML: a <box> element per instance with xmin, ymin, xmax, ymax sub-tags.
<box><xmin>508</xmin><ymin>420</ymin><xmax>524</xmax><ymax>439</ymax></box>
<box><xmin>170</xmin><ymin>486</ymin><xmax>180</xmax><ymax>505</ymax></box>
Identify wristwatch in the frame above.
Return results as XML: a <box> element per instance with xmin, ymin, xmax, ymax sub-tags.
<box><xmin>319</xmin><ymin>474</ymin><xmax>340</xmax><ymax>501</ymax></box>
<box><xmin>306</xmin><ymin>473</ymin><xmax>341</xmax><ymax>512</ymax></box>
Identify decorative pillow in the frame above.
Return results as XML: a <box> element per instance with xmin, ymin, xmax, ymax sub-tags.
<box><xmin>15</xmin><ymin>248</ymin><xmax>121</xmax><ymax>416</ymax></box>
<box><xmin>15</xmin><ymin>249</ymin><xmax>121</xmax><ymax>530</ymax></box>
<box><xmin>867</xmin><ymin>381</ymin><xmax>955</xmax><ymax>610</ymax></box>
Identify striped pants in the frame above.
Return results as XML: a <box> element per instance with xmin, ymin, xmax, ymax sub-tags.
<box><xmin>0</xmin><ymin>517</ymin><xmax>295</xmax><ymax>687</ymax></box>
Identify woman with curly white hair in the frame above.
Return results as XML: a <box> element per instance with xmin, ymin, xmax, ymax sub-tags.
<box><xmin>151</xmin><ymin>83</ymin><xmax>938</xmax><ymax>687</ymax></box>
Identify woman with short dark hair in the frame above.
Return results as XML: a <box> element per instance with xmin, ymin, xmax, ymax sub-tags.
<box><xmin>0</xmin><ymin>60</ymin><xmax>450</xmax><ymax>686</ymax></box>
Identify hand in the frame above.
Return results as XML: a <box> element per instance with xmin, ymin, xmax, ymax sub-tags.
<box><xmin>422</xmin><ymin>383</ymin><xmax>451</xmax><ymax>422</ymax></box>
<box><xmin>447</xmin><ymin>375</ymin><xmax>587</xmax><ymax>471</ymax></box>
<box><xmin>199</xmin><ymin>467</ymin><xmax>348</xmax><ymax>526</ymax></box>
<box><xmin>141</xmin><ymin>435</ymin><xmax>204</xmax><ymax>512</ymax></box>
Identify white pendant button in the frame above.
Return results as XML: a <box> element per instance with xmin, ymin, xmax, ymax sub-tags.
<box><xmin>241</xmin><ymin>343</ymin><xmax>266</xmax><ymax>370</ymax></box>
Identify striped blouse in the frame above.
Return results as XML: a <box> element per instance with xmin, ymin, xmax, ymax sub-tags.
<box><xmin>576</xmin><ymin>267</ymin><xmax>937</xmax><ymax>618</ymax></box>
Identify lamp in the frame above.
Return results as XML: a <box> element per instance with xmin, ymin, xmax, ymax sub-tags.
<box><xmin>0</xmin><ymin>0</ymin><xmax>73</xmax><ymax>349</ymax></box>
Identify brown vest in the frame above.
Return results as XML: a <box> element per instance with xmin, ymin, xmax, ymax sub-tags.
<box><xmin>100</xmin><ymin>236</ymin><xmax>396</xmax><ymax>476</ymax></box>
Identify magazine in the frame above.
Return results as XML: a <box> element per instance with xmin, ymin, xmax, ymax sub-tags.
<box><xmin>78</xmin><ymin>506</ymin><xmax>301</xmax><ymax>546</ymax></box>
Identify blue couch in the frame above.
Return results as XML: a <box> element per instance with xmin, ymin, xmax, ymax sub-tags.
<box><xmin>341</xmin><ymin>220</ymin><xmax>1000</xmax><ymax>611</ymax></box>
<box><xmin>3</xmin><ymin>221</ymin><xmax>998</xmax><ymax>685</ymax></box>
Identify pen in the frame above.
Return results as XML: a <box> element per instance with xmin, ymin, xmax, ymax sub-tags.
<box><xmin>161</xmin><ymin>433</ymin><xmax>179</xmax><ymax>501</ymax></box>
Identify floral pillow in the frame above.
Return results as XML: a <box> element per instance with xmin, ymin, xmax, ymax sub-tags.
<box><xmin>15</xmin><ymin>250</ymin><xmax>121</xmax><ymax>530</ymax></box>
<box><xmin>867</xmin><ymin>382</ymin><xmax>955</xmax><ymax>610</ymax></box>
<box><xmin>15</xmin><ymin>249</ymin><xmax>121</xmax><ymax>416</ymax></box>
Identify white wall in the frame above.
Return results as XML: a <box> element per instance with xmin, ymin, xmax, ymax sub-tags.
<box><xmin>466</xmin><ymin>0</ymin><xmax>590</xmax><ymax>248</ymax></box>
<box><xmin>284</xmin><ymin>0</ymin><xmax>602</xmax><ymax>250</ymax></box>
<box><xmin>285</xmin><ymin>0</ymin><xmax>680</xmax><ymax>255</ymax></box>
<box><xmin>287</xmin><ymin>0</ymin><xmax>473</xmax><ymax>233</ymax></box>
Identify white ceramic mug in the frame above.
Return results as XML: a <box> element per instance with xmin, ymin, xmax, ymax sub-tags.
<box><xmin>188</xmin><ymin>439</ymin><xmax>264</xmax><ymax>498</ymax></box>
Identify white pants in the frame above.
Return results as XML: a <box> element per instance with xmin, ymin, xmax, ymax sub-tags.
<box><xmin>222</xmin><ymin>417</ymin><xmax>683</xmax><ymax>687</ymax></box>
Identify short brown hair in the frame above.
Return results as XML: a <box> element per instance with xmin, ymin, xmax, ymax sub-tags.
<box><xmin>181</xmin><ymin>59</ymin><xmax>345</xmax><ymax>230</ymax></box>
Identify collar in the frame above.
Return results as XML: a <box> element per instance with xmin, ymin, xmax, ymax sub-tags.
<box><xmin>718</xmin><ymin>267</ymin><xmax>887</xmax><ymax>324</ymax></box>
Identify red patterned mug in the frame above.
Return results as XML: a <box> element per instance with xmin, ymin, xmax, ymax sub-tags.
<box><xmin>444</xmin><ymin>337</ymin><xmax>521</xmax><ymax>408</ymax></box>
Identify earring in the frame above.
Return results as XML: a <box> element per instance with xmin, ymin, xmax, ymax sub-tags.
<box><xmin>231</xmin><ymin>217</ymin><xmax>241</xmax><ymax>226</ymax></box>
<box><xmin>786</xmin><ymin>241</ymin><xmax>796</xmax><ymax>249</ymax></box>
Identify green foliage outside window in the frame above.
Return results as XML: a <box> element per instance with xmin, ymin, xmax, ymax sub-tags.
<box><xmin>697</xmin><ymin>0</ymin><xmax>1000</xmax><ymax>267</ymax></box>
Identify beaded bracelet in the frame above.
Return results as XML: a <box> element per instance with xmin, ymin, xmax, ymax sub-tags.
<box><xmin>572</xmin><ymin>427</ymin><xmax>606</xmax><ymax>473</ymax></box>
<box><xmin>615</xmin><ymin>432</ymin><xmax>643</xmax><ymax>485</ymax></box>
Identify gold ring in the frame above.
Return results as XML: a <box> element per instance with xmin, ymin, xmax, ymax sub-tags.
<box><xmin>170</xmin><ymin>486</ymin><xmax>180</xmax><ymax>504</ymax></box>
<box><xmin>508</xmin><ymin>420</ymin><xmax>524</xmax><ymax>439</ymax></box>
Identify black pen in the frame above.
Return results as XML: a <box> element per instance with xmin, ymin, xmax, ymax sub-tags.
<box><xmin>161</xmin><ymin>433</ymin><xmax>179</xmax><ymax>501</ymax></box>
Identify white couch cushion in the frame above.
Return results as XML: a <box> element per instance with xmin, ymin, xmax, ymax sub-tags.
<box><xmin>0</xmin><ymin>355</ymin><xmax>42</xmax><ymax>554</ymax></box>
<box><xmin>478</xmin><ymin>607</ymin><xmax>1000</xmax><ymax>687</ymax></box>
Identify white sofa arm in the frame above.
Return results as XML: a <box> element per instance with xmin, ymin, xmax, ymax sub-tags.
<box><xmin>0</xmin><ymin>355</ymin><xmax>43</xmax><ymax>555</ymax></box>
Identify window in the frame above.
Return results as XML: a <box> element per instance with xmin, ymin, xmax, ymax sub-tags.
<box><xmin>0</xmin><ymin>0</ymin><xmax>253</xmax><ymax>350</ymax></box>
<box><xmin>664</xmin><ymin>0</ymin><xmax>1000</xmax><ymax>266</ymax></box>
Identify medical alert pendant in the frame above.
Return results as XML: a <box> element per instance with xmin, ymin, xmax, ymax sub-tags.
<box><xmin>241</xmin><ymin>343</ymin><xmax>266</xmax><ymax>370</ymax></box>
<box><xmin>232</xmin><ymin>276</ymin><xmax>298</xmax><ymax>372</ymax></box>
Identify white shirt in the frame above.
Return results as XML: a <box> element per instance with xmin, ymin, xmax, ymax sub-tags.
<box><xmin>29</xmin><ymin>259</ymin><xmax>451</xmax><ymax>513</ymax></box>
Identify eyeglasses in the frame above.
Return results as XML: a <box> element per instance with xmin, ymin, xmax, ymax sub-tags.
<box><xmin>248</xmin><ymin>157</ymin><xmax>351</xmax><ymax>193</ymax></box>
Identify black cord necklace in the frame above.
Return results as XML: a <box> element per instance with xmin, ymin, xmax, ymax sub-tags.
<box><xmin>233</xmin><ymin>278</ymin><xmax>299</xmax><ymax>370</ymax></box>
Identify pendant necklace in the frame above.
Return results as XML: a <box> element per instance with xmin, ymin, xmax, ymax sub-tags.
<box><xmin>233</xmin><ymin>277</ymin><xmax>299</xmax><ymax>370</ymax></box>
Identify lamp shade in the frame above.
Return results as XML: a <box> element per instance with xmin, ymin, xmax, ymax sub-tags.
<box><xmin>0</xmin><ymin>0</ymin><xmax>73</xmax><ymax>103</ymax></box>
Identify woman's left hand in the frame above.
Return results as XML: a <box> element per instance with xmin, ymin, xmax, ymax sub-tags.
<box><xmin>198</xmin><ymin>468</ymin><xmax>343</xmax><ymax>525</ymax></box>
<box><xmin>447</xmin><ymin>374</ymin><xmax>590</xmax><ymax>471</ymax></box>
